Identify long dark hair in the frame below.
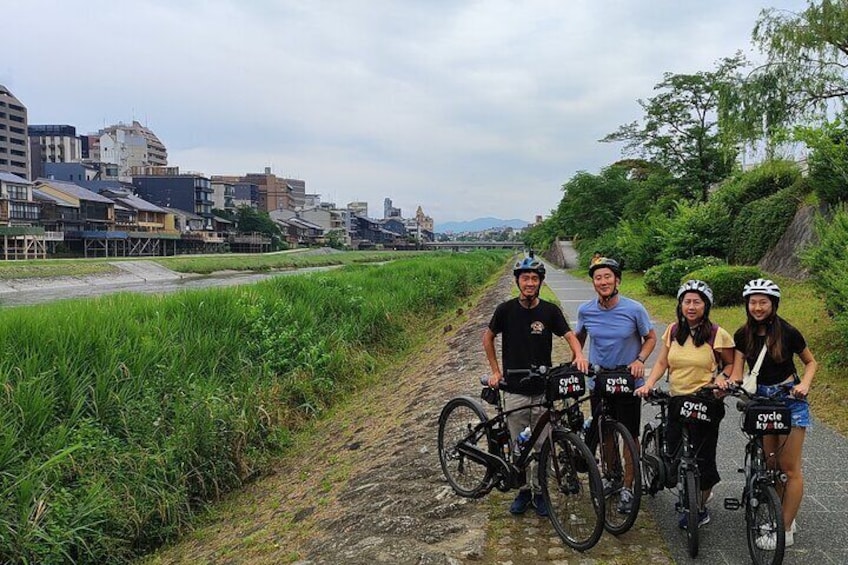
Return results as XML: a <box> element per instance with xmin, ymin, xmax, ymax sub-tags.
<box><xmin>674</xmin><ymin>294</ymin><xmax>713</xmax><ymax>347</ymax></box>
<box><xmin>743</xmin><ymin>295</ymin><xmax>785</xmax><ymax>362</ymax></box>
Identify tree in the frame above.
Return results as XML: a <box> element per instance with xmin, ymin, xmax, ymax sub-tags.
<box><xmin>555</xmin><ymin>167</ymin><xmax>633</xmax><ymax>241</ymax></box>
<box><xmin>602</xmin><ymin>55</ymin><xmax>745</xmax><ymax>202</ymax></box>
<box><xmin>235</xmin><ymin>206</ymin><xmax>281</xmax><ymax>238</ymax></box>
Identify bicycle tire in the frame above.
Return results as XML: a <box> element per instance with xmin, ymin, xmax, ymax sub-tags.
<box><xmin>640</xmin><ymin>423</ymin><xmax>664</xmax><ymax>496</ymax></box>
<box><xmin>746</xmin><ymin>484</ymin><xmax>785</xmax><ymax>565</ymax></box>
<box><xmin>598</xmin><ymin>420</ymin><xmax>642</xmax><ymax>535</ymax></box>
<box><xmin>684</xmin><ymin>468</ymin><xmax>700</xmax><ymax>558</ymax></box>
<box><xmin>539</xmin><ymin>429</ymin><xmax>604</xmax><ymax>552</ymax></box>
<box><xmin>437</xmin><ymin>396</ymin><xmax>493</xmax><ymax>498</ymax></box>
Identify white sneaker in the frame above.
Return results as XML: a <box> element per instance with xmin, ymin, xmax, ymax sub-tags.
<box><xmin>756</xmin><ymin>530</ymin><xmax>793</xmax><ymax>550</ymax></box>
<box><xmin>756</xmin><ymin>532</ymin><xmax>778</xmax><ymax>551</ymax></box>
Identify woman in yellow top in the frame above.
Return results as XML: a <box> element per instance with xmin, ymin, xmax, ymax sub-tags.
<box><xmin>635</xmin><ymin>280</ymin><xmax>735</xmax><ymax>528</ymax></box>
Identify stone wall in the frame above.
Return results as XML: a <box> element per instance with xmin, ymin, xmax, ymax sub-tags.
<box><xmin>758</xmin><ymin>205</ymin><xmax>824</xmax><ymax>280</ymax></box>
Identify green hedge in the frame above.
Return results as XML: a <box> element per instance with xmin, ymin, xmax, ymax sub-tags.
<box><xmin>643</xmin><ymin>256</ymin><xmax>726</xmax><ymax>296</ymax></box>
<box><xmin>658</xmin><ymin>201</ymin><xmax>733</xmax><ymax>262</ymax></box>
<box><xmin>685</xmin><ymin>265</ymin><xmax>765</xmax><ymax>306</ymax></box>
<box><xmin>729</xmin><ymin>184</ymin><xmax>803</xmax><ymax>265</ymax></box>
<box><xmin>712</xmin><ymin>160</ymin><xmax>801</xmax><ymax>216</ymax></box>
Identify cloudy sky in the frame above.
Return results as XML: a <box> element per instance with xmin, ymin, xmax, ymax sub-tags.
<box><xmin>4</xmin><ymin>0</ymin><xmax>807</xmax><ymax>225</ymax></box>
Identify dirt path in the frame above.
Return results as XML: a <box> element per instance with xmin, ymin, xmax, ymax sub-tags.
<box><xmin>144</xmin><ymin>273</ymin><xmax>673</xmax><ymax>565</ymax></box>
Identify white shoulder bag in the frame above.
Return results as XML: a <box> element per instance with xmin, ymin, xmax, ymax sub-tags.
<box><xmin>742</xmin><ymin>344</ymin><xmax>768</xmax><ymax>395</ymax></box>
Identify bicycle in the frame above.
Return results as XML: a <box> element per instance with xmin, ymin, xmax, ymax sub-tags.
<box><xmin>640</xmin><ymin>386</ymin><xmax>722</xmax><ymax>558</ymax></box>
<box><xmin>567</xmin><ymin>367</ymin><xmax>642</xmax><ymax>535</ymax></box>
<box><xmin>723</xmin><ymin>382</ymin><xmax>792</xmax><ymax>565</ymax></box>
<box><xmin>437</xmin><ymin>364</ymin><xmax>605</xmax><ymax>551</ymax></box>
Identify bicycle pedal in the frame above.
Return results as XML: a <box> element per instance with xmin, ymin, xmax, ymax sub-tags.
<box><xmin>723</xmin><ymin>497</ymin><xmax>741</xmax><ymax>511</ymax></box>
<box><xmin>737</xmin><ymin>468</ymin><xmax>744</xmax><ymax>473</ymax></box>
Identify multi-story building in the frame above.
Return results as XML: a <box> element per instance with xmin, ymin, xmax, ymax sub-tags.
<box><xmin>384</xmin><ymin>197</ymin><xmax>401</xmax><ymax>219</ymax></box>
<box><xmin>43</xmin><ymin>162</ymin><xmax>100</xmax><ymax>183</ymax></box>
<box><xmin>347</xmin><ymin>201</ymin><xmax>368</xmax><ymax>217</ymax></box>
<box><xmin>285</xmin><ymin>178</ymin><xmax>306</xmax><ymax>209</ymax></box>
<box><xmin>28</xmin><ymin>124</ymin><xmax>83</xmax><ymax>180</ymax></box>
<box><xmin>209</xmin><ymin>176</ymin><xmax>236</xmax><ymax>213</ymax></box>
<box><xmin>33</xmin><ymin>178</ymin><xmax>116</xmax><ymax>232</ymax></box>
<box><xmin>94</xmin><ymin>120</ymin><xmax>167</xmax><ymax>181</ymax></box>
<box><xmin>0</xmin><ymin>85</ymin><xmax>30</xmax><ymax>179</ymax></box>
<box><xmin>415</xmin><ymin>205</ymin><xmax>434</xmax><ymax>232</ymax></box>
<box><xmin>0</xmin><ymin>172</ymin><xmax>39</xmax><ymax>226</ymax></box>
<box><xmin>131</xmin><ymin>173</ymin><xmax>214</xmax><ymax>230</ymax></box>
<box><xmin>242</xmin><ymin>168</ymin><xmax>291</xmax><ymax>212</ymax></box>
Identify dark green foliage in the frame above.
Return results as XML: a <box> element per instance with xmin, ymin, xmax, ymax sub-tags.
<box><xmin>711</xmin><ymin>160</ymin><xmax>801</xmax><ymax>215</ymax></box>
<box><xmin>613</xmin><ymin>215</ymin><xmax>666</xmax><ymax>272</ymax></box>
<box><xmin>557</xmin><ymin>167</ymin><xmax>633</xmax><ymax>241</ymax></box>
<box><xmin>658</xmin><ymin>200</ymin><xmax>733</xmax><ymax>262</ymax></box>
<box><xmin>575</xmin><ymin>228</ymin><xmax>621</xmax><ymax>271</ymax></box>
<box><xmin>685</xmin><ymin>265</ymin><xmax>765</xmax><ymax>307</ymax></box>
<box><xmin>798</xmin><ymin>117</ymin><xmax>848</xmax><ymax>205</ymax></box>
<box><xmin>802</xmin><ymin>206</ymin><xmax>848</xmax><ymax>317</ymax></box>
<box><xmin>643</xmin><ymin>256</ymin><xmax>726</xmax><ymax>296</ymax></box>
<box><xmin>729</xmin><ymin>185</ymin><xmax>801</xmax><ymax>264</ymax></box>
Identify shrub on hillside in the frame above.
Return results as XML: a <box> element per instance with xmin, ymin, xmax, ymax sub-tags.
<box><xmin>643</xmin><ymin>256</ymin><xmax>726</xmax><ymax>296</ymax></box>
<box><xmin>614</xmin><ymin>214</ymin><xmax>665</xmax><ymax>272</ymax></box>
<box><xmin>685</xmin><ymin>265</ymin><xmax>764</xmax><ymax>307</ymax></box>
<box><xmin>802</xmin><ymin>205</ymin><xmax>848</xmax><ymax>317</ymax></box>
<box><xmin>576</xmin><ymin>228</ymin><xmax>621</xmax><ymax>270</ymax></box>
<box><xmin>659</xmin><ymin>201</ymin><xmax>733</xmax><ymax>262</ymax></box>
<box><xmin>712</xmin><ymin>160</ymin><xmax>801</xmax><ymax>216</ymax></box>
<box><xmin>729</xmin><ymin>185</ymin><xmax>802</xmax><ymax>264</ymax></box>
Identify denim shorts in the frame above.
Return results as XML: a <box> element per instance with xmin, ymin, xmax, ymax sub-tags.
<box><xmin>756</xmin><ymin>383</ymin><xmax>812</xmax><ymax>429</ymax></box>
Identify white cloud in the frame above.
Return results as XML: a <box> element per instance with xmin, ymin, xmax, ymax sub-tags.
<box><xmin>5</xmin><ymin>0</ymin><xmax>808</xmax><ymax>223</ymax></box>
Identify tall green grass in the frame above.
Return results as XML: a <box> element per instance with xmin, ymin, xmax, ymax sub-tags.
<box><xmin>0</xmin><ymin>250</ymin><xmax>508</xmax><ymax>563</ymax></box>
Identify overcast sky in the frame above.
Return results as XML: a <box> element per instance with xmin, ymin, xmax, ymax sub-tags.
<box><xmin>4</xmin><ymin>0</ymin><xmax>807</xmax><ymax>225</ymax></box>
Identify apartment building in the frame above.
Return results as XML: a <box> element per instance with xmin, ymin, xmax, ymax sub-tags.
<box><xmin>94</xmin><ymin>121</ymin><xmax>168</xmax><ymax>181</ymax></box>
<box><xmin>242</xmin><ymin>168</ymin><xmax>291</xmax><ymax>212</ymax></box>
<box><xmin>28</xmin><ymin>124</ymin><xmax>83</xmax><ymax>180</ymax></box>
<box><xmin>131</xmin><ymin>173</ymin><xmax>214</xmax><ymax>230</ymax></box>
<box><xmin>0</xmin><ymin>85</ymin><xmax>30</xmax><ymax>179</ymax></box>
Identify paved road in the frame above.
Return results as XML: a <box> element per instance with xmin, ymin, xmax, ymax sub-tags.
<box><xmin>542</xmin><ymin>260</ymin><xmax>848</xmax><ymax>564</ymax></box>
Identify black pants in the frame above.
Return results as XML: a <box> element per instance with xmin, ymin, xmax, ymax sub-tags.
<box><xmin>666</xmin><ymin>397</ymin><xmax>725</xmax><ymax>491</ymax></box>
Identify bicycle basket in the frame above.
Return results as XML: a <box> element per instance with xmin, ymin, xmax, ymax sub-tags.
<box><xmin>545</xmin><ymin>365</ymin><xmax>586</xmax><ymax>400</ymax></box>
<box><xmin>672</xmin><ymin>395</ymin><xmax>720</xmax><ymax>425</ymax></box>
<box><xmin>743</xmin><ymin>401</ymin><xmax>791</xmax><ymax>435</ymax></box>
<box><xmin>597</xmin><ymin>371</ymin><xmax>635</xmax><ymax>397</ymax></box>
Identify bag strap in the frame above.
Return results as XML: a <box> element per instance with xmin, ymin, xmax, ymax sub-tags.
<box><xmin>742</xmin><ymin>344</ymin><xmax>769</xmax><ymax>395</ymax></box>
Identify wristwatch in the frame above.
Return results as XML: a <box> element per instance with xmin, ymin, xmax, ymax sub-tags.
<box><xmin>636</xmin><ymin>355</ymin><xmax>646</xmax><ymax>363</ymax></box>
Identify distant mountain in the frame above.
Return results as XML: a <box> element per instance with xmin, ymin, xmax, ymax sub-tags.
<box><xmin>436</xmin><ymin>217</ymin><xmax>530</xmax><ymax>233</ymax></box>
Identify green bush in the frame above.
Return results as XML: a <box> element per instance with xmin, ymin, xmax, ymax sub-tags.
<box><xmin>643</xmin><ymin>256</ymin><xmax>726</xmax><ymax>296</ymax></box>
<box><xmin>613</xmin><ymin>214</ymin><xmax>665</xmax><ymax>272</ymax></box>
<box><xmin>802</xmin><ymin>205</ymin><xmax>848</xmax><ymax>317</ymax></box>
<box><xmin>729</xmin><ymin>185</ymin><xmax>802</xmax><ymax>264</ymax></box>
<box><xmin>712</xmin><ymin>160</ymin><xmax>801</xmax><ymax>215</ymax></box>
<box><xmin>659</xmin><ymin>200</ymin><xmax>733</xmax><ymax>262</ymax></box>
<box><xmin>576</xmin><ymin>228</ymin><xmax>622</xmax><ymax>270</ymax></box>
<box><xmin>685</xmin><ymin>265</ymin><xmax>765</xmax><ymax>307</ymax></box>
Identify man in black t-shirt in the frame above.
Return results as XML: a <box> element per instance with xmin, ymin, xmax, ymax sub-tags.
<box><xmin>483</xmin><ymin>257</ymin><xmax>588</xmax><ymax>516</ymax></box>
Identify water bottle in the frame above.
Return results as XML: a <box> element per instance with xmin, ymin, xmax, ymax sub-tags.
<box><xmin>515</xmin><ymin>426</ymin><xmax>532</xmax><ymax>457</ymax></box>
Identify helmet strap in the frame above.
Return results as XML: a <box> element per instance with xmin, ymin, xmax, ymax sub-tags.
<box><xmin>598</xmin><ymin>286</ymin><xmax>619</xmax><ymax>308</ymax></box>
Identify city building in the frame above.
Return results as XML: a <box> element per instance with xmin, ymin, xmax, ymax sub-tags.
<box><xmin>0</xmin><ymin>85</ymin><xmax>30</xmax><ymax>179</ymax></box>
<box><xmin>93</xmin><ymin>120</ymin><xmax>168</xmax><ymax>181</ymax></box>
<box><xmin>0</xmin><ymin>171</ymin><xmax>39</xmax><ymax>226</ymax></box>
<box><xmin>209</xmin><ymin>178</ymin><xmax>235</xmax><ymax>212</ymax></box>
<box><xmin>131</xmin><ymin>173</ymin><xmax>214</xmax><ymax>230</ymax></box>
<box><xmin>285</xmin><ymin>178</ymin><xmax>306</xmax><ymax>209</ymax></box>
<box><xmin>28</xmin><ymin>124</ymin><xmax>83</xmax><ymax>180</ymax></box>
<box><xmin>43</xmin><ymin>162</ymin><xmax>100</xmax><ymax>183</ymax></box>
<box><xmin>242</xmin><ymin>168</ymin><xmax>291</xmax><ymax>212</ymax></box>
<box><xmin>33</xmin><ymin>178</ymin><xmax>116</xmax><ymax>232</ymax></box>
<box><xmin>347</xmin><ymin>201</ymin><xmax>368</xmax><ymax>217</ymax></box>
<box><xmin>384</xmin><ymin>197</ymin><xmax>401</xmax><ymax>219</ymax></box>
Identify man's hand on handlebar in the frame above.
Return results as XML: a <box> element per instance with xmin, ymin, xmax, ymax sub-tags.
<box><xmin>487</xmin><ymin>370</ymin><xmax>503</xmax><ymax>388</ymax></box>
<box><xmin>634</xmin><ymin>384</ymin><xmax>651</xmax><ymax>398</ymax></box>
<box><xmin>572</xmin><ymin>355</ymin><xmax>589</xmax><ymax>374</ymax></box>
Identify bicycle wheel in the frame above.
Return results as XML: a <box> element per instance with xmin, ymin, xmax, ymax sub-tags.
<box><xmin>539</xmin><ymin>429</ymin><xmax>604</xmax><ymax>552</ymax></box>
<box><xmin>684</xmin><ymin>468</ymin><xmax>700</xmax><ymax>558</ymax></box>
<box><xmin>640</xmin><ymin>423</ymin><xmax>664</xmax><ymax>496</ymax></box>
<box><xmin>437</xmin><ymin>396</ymin><xmax>492</xmax><ymax>498</ymax></box>
<box><xmin>597</xmin><ymin>420</ymin><xmax>642</xmax><ymax>535</ymax></box>
<box><xmin>746</xmin><ymin>484</ymin><xmax>784</xmax><ymax>565</ymax></box>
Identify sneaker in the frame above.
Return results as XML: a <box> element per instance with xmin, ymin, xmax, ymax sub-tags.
<box><xmin>509</xmin><ymin>489</ymin><xmax>533</xmax><ymax>515</ymax></box>
<box><xmin>617</xmin><ymin>488</ymin><xmax>633</xmax><ymax>514</ymax></box>
<box><xmin>533</xmin><ymin>493</ymin><xmax>549</xmax><ymax>517</ymax></box>
<box><xmin>786</xmin><ymin>530</ymin><xmax>794</xmax><ymax>547</ymax></box>
<box><xmin>678</xmin><ymin>508</ymin><xmax>710</xmax><ymax>529</ymax></box>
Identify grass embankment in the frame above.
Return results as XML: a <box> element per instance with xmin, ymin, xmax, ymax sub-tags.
<box><xmin>0</xmin><ymin>250</ymin><xmax>421</xmax><ymax>280</ymax></box>
<box><xmin>0</xmin><ymin>250</ymin><xmax>508</xmax><ymax>564</ymax></box>
<box><xmin>616</xmin><ymin>273</ymin><xmax>848</xmax><ymax>436</ymax></box>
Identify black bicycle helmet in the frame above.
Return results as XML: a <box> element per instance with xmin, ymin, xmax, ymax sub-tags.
<box><xmin>513</xmin><ymin>257</ymin><xmax>546</xmax><ymax>279</ymax></box>
<box><xmin>588</xmin><ymin>257</ymin><xmax>621</xmax><ymax>278</ymax></box>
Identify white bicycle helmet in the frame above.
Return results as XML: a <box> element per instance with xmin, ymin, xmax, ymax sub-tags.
<box><xmin>742</xmin><ymin>278</ymin><xmax>781</xmax><ymax>299</ymax></box>
<box><xmin>677</xmin><ymin>279</ymin><xmax>714</xmax><ymax>306</ymax></box>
